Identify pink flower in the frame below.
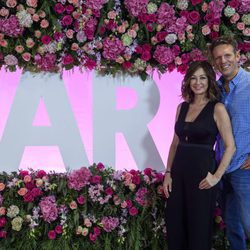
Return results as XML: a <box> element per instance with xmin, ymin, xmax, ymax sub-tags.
<box><xmin>0</xmin><ymin>230</ymin><xmax>7</xmax><ymax>238</ymax></box>
<box><xmin>26</xmin><ymin>0</ymin><xmax>37</xmax><ymax>8</ymax></box>
<box><xmin>31</xmin><ymin>187</ymin><xmax>42</xmax><ymax>198</ymax></box>
<box><xmin>0</xmin><ymin>15</ymin><xmax>23</xmax><ymax>37</ymax></box>
<box><xmin>40</xmin><ymin>19</ymin><xmax>49</xmax><ymax>29</ymax></box>
<box><xmin>39</xmin><ymin>196</ymin><xmax>58</xmax><ymax>223</ymax></box>
<box><xmin>84</xmin><ymin>58</ymin><xmax>96</xmax><ymax>70</ymax></box>
<box><xmin>122</xmin><ymin>61</ymin><xmax>132</xmax><ymax>70</ymax></box>
<box><xmin>55</xmin><ymin>225</ymin><xmax>63</xmax><ymax>234</ymax></box>
<box><xmin>101</xmin><ymin>216</ymin><xmax>119</xmax><ymax>232</ymax></box>
<box><xmin>143</xmin><ymin>168</ymin><xmax>152</xmax><ymax>176</ymax></box>
<box><xmin>54</xmin><ymin>3</ymin><xmax>65</xmax><ymax>14</ymax></box>
<box><xmin>48</xmin><ymin>230</ymin><xmax>56</xmax><ymax>240</ymax></box>
<box><xmin>62</xmin><ymin>54</ymin><xmax>74</xmax><ymax>65</ymax></box>
<box><xmin>69</xmin><ymin>201</ymin><xmax>77</xmax><ymax>210</ymax></box>
<box><xmin>23</xmin><ymin>191</ymin><xmax>34</xmax><ymax>202</ymax></box>
<box><xmin>91</xmin><ymin>175</ymin><xmax>102</xmax><ymax>184</ymax></box>
<box><xmin>153</xmin><ymin>46</ymin><xmax>175</xmax><ymax>65</ymax></box>
<box><xmin>36</xmin><ymin>170</ymin><xmax>47</xmax><ymax>178</ymax></box>
<box><xmin>187</xmin><ymin>11</ymin><xmax>200</xmax><ymax>24</ymax></box>
<box><xmin>105</xmin><ymin>187</ymin><xmax>113</xmax><ymax>196</ymax></box>
<box><xmin>67</xmin><ymin>167</ymin><xmax>91</xmax><ymax>191</ymax></box>
<box><xmin>19</xmin><ymin>171</ymin><xmax>29</xmax><ymax>178</ymax></box>
<box><xmin>62</xmin><ymin>15</ymin><xmax>73</xmax><ymax>26</ymax></box>
<box><xmin>6</xmin><ymin>0</ymin><xmax>17</xmax><ymax>8</ymax></box>
<box><xmin>124</xmin><ymin>0</ymin><xmax>149</xmax><ymax>17</ymax></box>
<box><xmin>53</xmin><ymin>32</ymin><xmax>63</xmax><ymax>41</ymax></box>
<box><xmin>93</xmin><ymin>226</ymin><xmax>101</xmax><ymax>236</ymax></box>
<box><xmin>77</xmin><ymin>195</ymin><xmax>85</xmax><ymax>205</ymax></box>
<box><xmin>191</xmin><ymin>0</ymin><xmax>202</xmax><ymax>6</ymax></box>
<box><xmin>65</xmin><ymin>5</ymin><xmax>74</xmax><ymax>14</ymax></box>
<box><xmin>89</xmin><ymin>233</ymin><xmax>97</xmax><ymax>242</ymax></box>
<box><xmin>41</xmin><ymin>35</ymin><xmax>52</xmax><ymax>45</ymax></box>
<box><xmin>0</xmin><ymin>217</ymin><xmax>7</xmax><ymax>228</ymax></box>
<box><xmin>126</xmin><ymin>199</ymin><xmax>133</xmax><ymax>208</ymax></box>
<box><xmin>129</xmin><ymin>206</ymin><xmax>138</xmax><ymax>216</ymax></box>
<box><xmin>102</xmin><ymin>37</ymin><xmax>125</xmax><ymax>61</ymax></box>
<box><xmin>4</xmin><ymin>55</ymin><xmax>18</xmax><ymax>66</ymax></box>
<box><xmin>177</xmin><ymin>64</ymin><xmax>188</xmax><ymax>74</ymax></box>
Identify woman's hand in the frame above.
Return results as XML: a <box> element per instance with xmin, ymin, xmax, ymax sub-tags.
<box><xmin>199</xmin><ymin>172</ymin><xmax>220</xmax><ymax>189</ymax></box>
<box><xmin>163</xmin><ymin>173</ymin><xmax>172</xmax><ymax>198</ymax></box>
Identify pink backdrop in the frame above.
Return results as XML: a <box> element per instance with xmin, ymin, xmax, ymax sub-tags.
<box><xmin>0</xmin><ymin>69</ymin><xmax>182</xmax><ymax>171</ymax></box>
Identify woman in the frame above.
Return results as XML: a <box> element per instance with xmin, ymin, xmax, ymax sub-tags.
<box><xmin>163</xmin><ymin>61</ymin><xmax>235</xmax><ymax>250</ymax></box>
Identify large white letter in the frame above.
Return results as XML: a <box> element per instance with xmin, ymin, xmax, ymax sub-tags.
<box><xmin>93</xmin><ymin>74</ymin><xmax>164</xmax><ymax>171</ymax></box>
<box><xmin>0</xmin><ymin>72</ymin><xmax>88</xmax><ymax>172</ymax></box>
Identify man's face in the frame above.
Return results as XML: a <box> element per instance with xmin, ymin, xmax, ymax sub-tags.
<box><xmin>212</xmin><ymin>44</ymin><xmax>240</xmax><ymax>81</ymax></box>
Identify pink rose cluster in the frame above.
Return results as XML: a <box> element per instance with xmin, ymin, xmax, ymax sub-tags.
<box><xmin>0</xmin><ymin>15</ymin><xmax>23</xmax><ymax>37</ymax></box>
<box><xmin>101</xmin><ymin>216</ymin><xmax>119</xmax><ymax>232</ymax></box>
<box><xmin>67</xmin><ymin>167</ymin><xmax>91</xmax><ymax>191</ymax></box>
<box><xmin>39</xmin><ymin>196</ymin><xmax>58</xmax><ymax>223</ymax></box>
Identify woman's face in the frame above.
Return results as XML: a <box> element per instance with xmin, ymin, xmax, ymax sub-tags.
<box><xmin>189</xmin><ymin>67</ymin><xmax>209</xmax><ymax>97</ymax></box>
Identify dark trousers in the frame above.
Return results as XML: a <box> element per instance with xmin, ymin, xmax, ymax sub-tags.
<box><xmin>165</xmin><ymin>165</ymin><xmax>217</xmax><ymax>250</ymax></box>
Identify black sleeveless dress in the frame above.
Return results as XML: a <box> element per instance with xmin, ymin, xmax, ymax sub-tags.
<box><xmin>166</xmin><ymin>101</ymin><xmax>219</xmax><ymax>250</ymax></box>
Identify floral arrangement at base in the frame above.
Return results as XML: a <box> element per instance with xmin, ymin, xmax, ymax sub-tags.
<box><xmin>0</xmin><ymin>163</ymin><xmax>235</xmax><ymax>250</ymax></box>
<box><xmin>0</xmin><ymin>0</ymin><xmax>249</xmax><ymax>80</ymax></box>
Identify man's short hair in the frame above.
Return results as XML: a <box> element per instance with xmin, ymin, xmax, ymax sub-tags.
<box><xmin>210</xmin><ymin>36</ymin><xmax>238</xmax><ymax>55</ymax></box>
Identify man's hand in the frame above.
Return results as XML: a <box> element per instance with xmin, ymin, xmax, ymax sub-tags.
<box><xmin>199</xmin><ymin>172</ymin><xmax>220</xmax><ymax>189</ymax></box>
<box><xmin>241</xmin><ymin>155</ymin><xmax>250</xmax><ymax>169</ymax></box>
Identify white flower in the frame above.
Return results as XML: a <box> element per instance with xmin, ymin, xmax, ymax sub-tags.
<box><xmin>224</xmin><ymin>6</ymin><xmax>236</xmax><ymax>17</ymax></box>
<box><xmin>242</xmin><ymin>14</ymin><xmax>250</xmax><ymax>25</ymax></box>
<box><xmin>147</xmin><ymin>3</ymin><xmax>158</xmax><ymax>13</ymax></box>
<box><xmin>16</xmin><ymin>10</ymin><xmax>33</xmax><ymax>27</ymax></box>
<box><xmin>165</xmin><ymin>34</ymin><xmax>177</xmax><ymax>45</ymax></box>
<box><xmin>177</xmin><ymin>0</ymin><xmax>189</xmax><ymax>10</ymax></box>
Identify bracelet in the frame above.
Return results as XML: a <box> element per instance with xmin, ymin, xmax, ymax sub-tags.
<box><xmin>165</xmin><ymin>170</ymin><xmax>171</xmax><ymax>174</ymax></box>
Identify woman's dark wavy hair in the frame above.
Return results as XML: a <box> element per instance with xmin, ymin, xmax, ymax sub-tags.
<box><xmin>181</xmin><ymin>61</ymin><xmax>221</xmax><ymax>103</ymax></box>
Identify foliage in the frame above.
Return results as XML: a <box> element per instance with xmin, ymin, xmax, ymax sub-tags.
<box><xmin>0</xmin><ymin>0</ymin><xmax>249</xmax><ymax>80</ymax></box>
<box><xmin>0</xmin><ymin>163</ymin><xmax>236</xmax><ymax>249</ymax></box>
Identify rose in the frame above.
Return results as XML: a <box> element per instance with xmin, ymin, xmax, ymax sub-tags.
<box><xmin>105</xmin><ymin>187</ymin><xmax>113</xmax><ymax>196</ymax></box>
<box><xmin>40</xmin><ymin>19</ymin><xmax>49</xmax><ymax>29</ymax></box>
<box><xmin>31</xmin><ymin>187</ymin><xmax>42</xmax><ymax>197</ymax></box>
<box><xmin>62</xmin><ymin>54</ymin><xmax>74</xmax><ymax>65</ymax></box>
<box><xmin>62</xmin><ymin>15</ymin><xmax>73</xmax><ymax>26</ymax></box>
<box><xmin>6</xmin><ymin>0</ymin><xmax>17</xmax><ymax>8</ymax></box>
<box><xmin>0</xmin><ymin>8</ymin><xmax>9</xmax><ymax>17</ymax></box>
<box><xmin>201</xmin><ymin>25</ymin><xmax>211</xmax><ymax>35</ymax></box>
<box><xmin>55</xmin><ymin>225</ymin><xmax>63</xmax><ymax>234</ymax></box>
<box><xmin>18</xmin><ymin>187</ymin><xmax>28</xmax><ymax>196</ymax></box>
<box><xmin>54</xmin><ymin>3</ymin><xmax>65</xmax><ymax>14</ymax></box>
<box><xmin>23</xmin><ymin>192</ymin><xmax>34</xmax><ymax>202</ymax></box>
<box><xmin>82</xmin><ymin>227</ymin><xmax>89</xmax><ymax>236</ymax></box>
<box><xmin>89</xmin><ymin>233</ymin><xmax>97</xmax><ymax>242</ymax></box>
<box><xmin>84</xmin><ymin>218</ymin><xmax>92</xmax><ymax>227</ymax></box>
<box><xmin>77</xmin><ymin>195</ymin><xmax>85</xmax><ymax>205</ymax></box>
<box><xmin>23</xmin><ymin>175</ymin><xmax>32</xmax><ymax>183</ymax></box>
<box><xmin>0</xmin><ymin>207</ymin><xmax>6</xmax><ymax>216</ymax></box>
<box><xmin>187</xmin><ymin>11</ymin><xmax>200</xmax><ymax>24</ymax></box>
<box><xmin>65</xmin><ymin>5</ymin><xmax>74</xmax><ymax>14</ymax></box>
<box><xmin>26</xmin><ymin>38</ymin><xmax>35</xmax><ymax>48</ymax></box>
<box><xmin>129</xmin><ymin>206</ymin><xmax>138</xmax><ymax>216</ymax></box>
<box><xmin>35</xmin><ymin>30</ymin><xmax>41</xmax><ymax>38</ymax></box>
<box><xmin>122</xmin><ymin>61</ymin><xmax>132</xmax><ymax>70</ymax></box>
<box><xmin>237</xmin><ymin>22</ymin><xmax>245</xmax><ymax>31</ymax></box>
<box><xmin>66</xmin><ymin>29</ymin><xmax>74</xmax><ymax>39</ymax></box>
<box><xmin>11</xmin><ymin>216</ymin><xmax>23</xmax><ymax>231</ymax></box>
<box><xmin>41</xmin><ymin>35</ymin><xmax>52</xmax><ymax>45</ymax></box>
<box><xmin>0</xmin><ymin>40</ymin><xmax>7</xmax><ymax>47</ymax></box>
<box><xmin>0</xmin><ymin>183</ymin><xmax>5</xmax><ymax>192</ymax></box>
<box><xmin>0</xmin><ymin>217</ymin><xmax>6</xmax><ymax>228</ymax></box>
<box><xmin>48</xmin><ymin>230</ymin><xmax>56</xmax><ymax>240</ymax></box>
<box><xmin>69</xmin><ymin>201</ymin><xmax>77</xmax><ymax>209</ymax></box>
<box><xmin>26</xmin><ymin>0</ymin><xmax>37</xmax><ymax>8</ymax></box>
<box><xmin>0</xmin><ymin>231</ymin><xmax>7</xmax><ymax>238</ymax></box>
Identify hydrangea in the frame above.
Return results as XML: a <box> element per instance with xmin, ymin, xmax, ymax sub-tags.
<box><xmin>101</xmin><ymin>216</ymin><xmax>119</xmax><ymax>232</ymax></box>
<box><xmin>176</xmin><ymin>0</ymin><xmax>189</xmax><ymax>10</ymax></box>
<box><xmin>7</xmin><ymin>205</ymin><xmax>20</xmax><ymax>218</ymax></box>
<box><xmin>11</xmin><ymin>216</ymin><xmax>23</xmax><ymax>231</ymax></box>
<box><xmin>67</xmin><ymin>167</ymin><xmax>91</xmax><ymax>191</ymax></box>
<box><xmin>124</xmin><ymin>0</ymin><xmax>149</xmax><ymax>17</ymax></box>
<box><xmin>0</xmin><ymin>15</ymin><xmax>23</xmax><ymax>37</ymax></box>
<box><xmin>102</xmin><ymin>37</ymin><xmax>125</xmax><ymax>61</ymax></box>
<box><xmin>153</xmin><ymin>46</ymin><xmax>175</xmax><ymax>65</ymax></box>
<box><xmin>39</xmin><ymin>196</ymin><xmax>58</xmax><ymax>223</ymax></box>
<box><xmin>147</xmin><ymin>3</ymin><xmax>158</xmax><ymax>14</ymax></box>
<box><xmin>134</xmin><ymin>58</ymin><xmax>147</xmax><ymax>71</ymax></box>
<box><xmin>121</xmin><ymin>34</ymin><xmax>133</xmax><ymax>46</ymax></box>
<box><xmin>16</xmin><ymin>10</ymin><xmax>33</xmax><ymax>28</ymax></box>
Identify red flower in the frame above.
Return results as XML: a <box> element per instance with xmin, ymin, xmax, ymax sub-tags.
<box><xmin>77</xmin><ymin>195</ymin><xmax>85</xmax><ymax>205</ymax></box>
<box><xmin>48</xmin><ymin>230</ymin><xmax>56</xmax><ymax>240</ymax></box>
<box><xmin>55</xmin><ymin>225</ymin><xmax>63</xmax><ymax>234</ymax></box>
<box><xmin>61</xmin><ymin>15</ymin><xmax>73</xmax><ymax>26</ymax></box>
<box><xmin>187</xmin><ymin>11</ymin><xmax>200</xmax><ymax>25</ymax></box>
<box><xmin>0</xmin><ymin>217</ymin><xmax>6</xmax><ymax>228</ymax></box>
<box><xmin>36</xmin><ymin>170</ymin><xmax>47</xmax><ymax>178</ymax></box>
<box><xmin>105</xmin><ymin>187</ymin><xmax>113</xmax><ymax>196</ymax></box>
<box><xmin>0</xmin><ymin>230</ymin><xmax>7</xmax><ymax>238</ymax></box>
<box><xmin>54</xmin><ymin>3</ymin><xmax>65</xmax><ymax>14</ymax></box>
<box><xmin>141</xmin><ymin>51</ymin><xmax>151</xmax><ymax>61</ymax></box>
<box><xmin>191</xmin><ymin>0</ymin><xmax>202</xmax><ymax>6</ymax></box>
<box><xmin>91</xmin><ymin>175</ymin><xmax>102</xmax><ymax>184</ymax></box>
<box><xmin>19</xmin><ymin>170</ymin><xmax>29</xmax><ymax>178</ymax></box>
<box><xmin>41</xmin><ymin>35</ymin><xmax>52</xmax><ymax>45</ymax></box>
<box><xmin>129</xmin><ymin>206</ymin><xmax>138</xmax><ymax>216</ymax></box>
<box><xmin>122</xmin><ymin>61</ymin><xmax>132</xmax><ymax>70</ymax></box>
<box><xmin>62</xmin><ymin>54</ymin><xmax>74</xmax><ymax>65</ymax></box>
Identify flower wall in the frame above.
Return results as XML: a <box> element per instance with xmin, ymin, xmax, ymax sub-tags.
<box><xmin>0</xmin><ymin>163</ymin><xmax>228</xmax><ymax>250</ymax></box>
<box><xmin>0</xmin><ymin>0</ymin><xmax>249</xmax><ymax>80</ymax></box>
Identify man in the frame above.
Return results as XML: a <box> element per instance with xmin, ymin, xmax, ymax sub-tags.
<box><xmin>210</xmin><ymin>36</ymin><xmax>250</xmax><ymax>250</ymax></box>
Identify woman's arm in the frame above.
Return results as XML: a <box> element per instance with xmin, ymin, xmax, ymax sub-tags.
<box><xmin>163</xmin><ymin>103</ymin><xmax>181</xmax><ymax>197</ymax></box>
<box><xmin>199</xmin><ymin>103</ymin><xmax>236</xmax><ymax>189</ymax></box>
